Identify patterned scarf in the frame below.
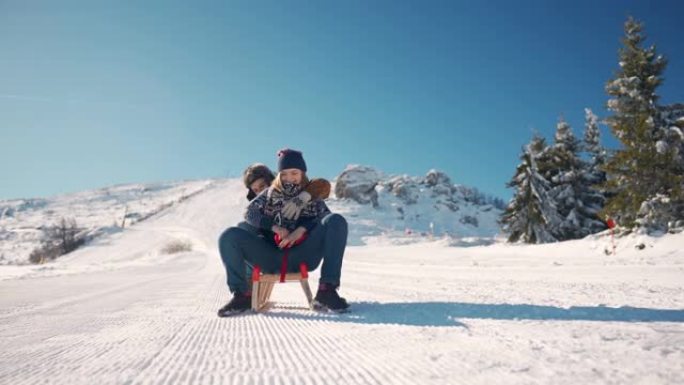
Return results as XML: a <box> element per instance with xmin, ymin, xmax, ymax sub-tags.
<box><xmin>281</xmin><ymin>182</ymin><xmax>302</xmax><ymax>197</ymax></box>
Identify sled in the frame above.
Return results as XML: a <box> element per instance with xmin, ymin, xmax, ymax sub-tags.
<box><xmin>250</xmin><ymin>262</ymin><xmax>314</xmax><ymax>312</ymax></box>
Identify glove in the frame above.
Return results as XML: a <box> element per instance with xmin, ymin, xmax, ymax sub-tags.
<box><xmin>282</xmin><ymin>191</ymin><xmax>311</xmax><ymax>220</ymax></box>
<box><xmin>275</xmin><ymin>228</ymin><xmax>308</xmax><ymax>249</ymax></box>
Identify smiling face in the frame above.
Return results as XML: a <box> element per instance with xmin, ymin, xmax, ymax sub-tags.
<box><xmin>280</xmin><ymin>168</ymin><xmax>303</xmax><ymax>185</ymax></box>
<box><xmin>249</xmin><ymin>178</ymin><xmax>269</xmax><ymax>196</ymax></box>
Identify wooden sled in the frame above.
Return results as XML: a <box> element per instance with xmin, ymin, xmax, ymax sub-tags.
<box><xmin>251</xmin><ymin>262</ymin><xmax>313</xmax><ymax>312</ymax></box>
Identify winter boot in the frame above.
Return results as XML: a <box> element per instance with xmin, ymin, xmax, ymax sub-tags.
<box><xmin>313</xmin><ymin>283</ymin><xmax>350</xmax><ymax>313</ymax></box>
<box><xmin>217</xmin><ymin>291</ymin><xmax>252</xmax><ymax>317</ymax></box>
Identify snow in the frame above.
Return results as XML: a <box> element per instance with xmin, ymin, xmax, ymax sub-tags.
<box><xmin>0</xmin><ymin>179</ymin><xmax>215</xmax><ymax>265</ymax></box>
<box><xmin>656</xmin><ymin>140</ymin><xmax>669</xmax><ymax>154</ymax></box>
<box><xmin>1</xmin><ymin>170</ymin><xmax>503</xmax><ymax>267</ymax></box>
<box><xmin>1</xmin><ymin>178</ymin><xmax>683</xmax><ymax>384</ymax></box>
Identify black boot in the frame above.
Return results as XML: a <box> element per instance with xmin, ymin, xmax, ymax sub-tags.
<box><xmin>217</xmin><ymin>291</ymin><xmax>252</xmax><ymax>317</ymax></box>
<box><xmin>313</xmin><ymin>283</ymin><xmax>350</xmax><ymax>313</ymax></box>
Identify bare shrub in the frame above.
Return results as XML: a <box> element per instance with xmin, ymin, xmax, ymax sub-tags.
<box><xmin>161</xmin><ymin>240</ymin><xmax>192</xmax><ymax>255</ymax></box>
<box><xmin>29</xmin><ymin>218</ymin><xmax>85</xmax><ymax>264</ymax></box>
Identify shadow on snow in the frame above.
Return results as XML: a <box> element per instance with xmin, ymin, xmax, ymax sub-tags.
<box><xmin>258</xmin><ymin>301</ymin><xmax>684</xmax><ymax>327</ymax></box>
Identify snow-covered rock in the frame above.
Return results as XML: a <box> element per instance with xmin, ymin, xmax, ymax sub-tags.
<box><xmin>385</xmin><ymin>175</ymin><xmax>421</xmax><ymax>205</ymax></box>
<box><xmin>333</xmin><ymin>165</ymin><xmax>382</xmax><ymax>207</ymax></box>
<box><xmin>424</xmin><ymin>169</ymin><xmax>453</xmax><ymax>187</ymax></box>
<box><xmin>331</xmin><ymin>166</ymin><xmax>504</xmax><ymax>245</ymax></box>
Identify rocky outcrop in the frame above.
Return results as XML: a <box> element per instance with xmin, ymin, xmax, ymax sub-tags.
<box><xmin>334</xmin><ymin>165</ymin><xmax>382</xmax><ymax>207</ymax></box>
<box><xmin>385</xmin><ymin>175</ymin><xmax>420</xmax><ymax>205</ymax></box>
<box><xmin>424</xmin><ymin>169</ymin><xmax>452</xmax><ymax>187</ymax></box>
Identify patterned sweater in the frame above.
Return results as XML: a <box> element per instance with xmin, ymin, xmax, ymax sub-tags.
<box><xmin>244</xmin><ymin>185</ymin><xmax>332</xmax><ymax>240</ymax></box>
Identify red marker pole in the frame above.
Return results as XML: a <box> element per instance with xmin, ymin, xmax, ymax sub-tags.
<box><xmin>606</xmin><ymin>218</ymin><xmax>616</xmax><ymax>255</ymax></box>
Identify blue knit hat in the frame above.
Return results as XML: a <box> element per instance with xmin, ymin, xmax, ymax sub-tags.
<box><xmin>277</xmin><ymin>148</ymin><xmax>307</xmax><ymax>172</ymax></box>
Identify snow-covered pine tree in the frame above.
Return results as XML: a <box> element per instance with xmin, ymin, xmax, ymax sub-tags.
<box><xmin>500</xmin><ymin>135</ymin><xmax>561</xmax><ymax>243</ymax></box>
<box><xmin>657</xmin><ymin>104</ymin><xmax>684</xmax><ymax>175</ymax></box>
<box><xmin>583</xmin><ymin>108</ymin><xmax>607</xmax><ymax>185</ymax></box>
<box><xmin>602</xmin><ymin>17</ymin><xmax>683</xmax><ymax>229</ymax></box>
<box><xmin>545</xmin><ymin>118</ymin><xmax>581</xmax><ymax>238</ymax></box>
<box><xmin>544</xmin><ymin>118</ymin><xmax>606</xmax><ymax>239</ymax></box>
<box><xmin>580</xmin><ymin>109</ymin><xmax>609</xmax><ymax>232</ymax></box>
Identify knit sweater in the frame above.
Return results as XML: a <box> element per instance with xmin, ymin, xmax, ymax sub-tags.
<box><xmin>244</xmin><ymin>185</ymin><xmax>332</xmax><ymax>240</ymax></box>
<box><xmin>246</xmin><ymin>177</ymin><xmax>331</xmax><ymax>201</ymax></box>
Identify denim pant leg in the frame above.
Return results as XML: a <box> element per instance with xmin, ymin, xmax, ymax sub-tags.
<box><xmin>218</xmin><ymin>226</ymin><xmax>282</xmax><ymax>293</ymax></box>
<box><xmin>236</xmin><ymin>221</ymin><xmax>260</xmax><ymax>279</ymax></box>
<box><xmin>289</xmin><ymin>213</ymin><xmax>348</xmax><ymax>287</ymax></box>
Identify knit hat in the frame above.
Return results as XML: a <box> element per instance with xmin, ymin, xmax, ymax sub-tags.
<box><xmin>243</xmin><ymin>163</ymin><xmax>275</xmax><ymax>189</ymax></box>
<box><xmin>277</xmin><ymin>148</ymin><xmax>307</xmax><ymax>172</ymax></box>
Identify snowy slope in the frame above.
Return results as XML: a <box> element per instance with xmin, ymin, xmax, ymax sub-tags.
<box><xmin>0</xmin><ymin>179</ymin><xmax>215</xmax><ymax>265</ymax></box>
<box><xmin>0</xmin><ymin>178</ymin><xmax>683</xmax><ymax>384</ymax></box>
<box><xmin>0</xmin><ymin>169</ymin><xmax>503</xmax><ymax>266</ymax></box>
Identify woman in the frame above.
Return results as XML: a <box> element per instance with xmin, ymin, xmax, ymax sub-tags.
<box><xmin>218</xmin><ymin>149</ymin><xmax>349</xmax><ymax>316</ymax></box>
<box><xmin>239</xmin><ymin>163</ymin><xmax>332</xmax><ymax>281</ymax></box>
<box><xmin>242</xmin><ymin>163</ymin><xmax>331</xmax><ymax>219</ymax></box>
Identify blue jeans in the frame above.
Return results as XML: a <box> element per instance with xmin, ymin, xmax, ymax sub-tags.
<box><xmin>236</xmin><ymin>221</ymin><xmax>260</xmax><ymax>279</ymax></box>
<box><xmin>218</xmin><ymin>213</ymin><xmax>348</xmax><ymax>294</ymax></box>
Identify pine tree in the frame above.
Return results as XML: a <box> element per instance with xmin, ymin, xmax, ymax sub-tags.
<box><xmin>500</xmin><ymin>135</ymin><xmax>561</xmax><ymax>243</ymax></box>
<box><xmin>581</xmin><ymin>109</ymin><xmax>609</xmax><ymax>232</ymax></box>
<box><xmin>545</xmin><ymin>118</ymin><xmax>582</xmax><ymax>238</ymax></box>
<box><xmin>583</xmin><ymin>108</ymin><xmax>607</xmax><ymax>185</ymax></box>
<box><xmin>657</xmin><ymin>104</ymin><xmax>684</xmax><ymax>175</ymax></box>
<box><xmin>545</xmin><ymin>118</ymin><xmax>605</xmax><ymax>239</ymax></box>
<box><xmin>602</xmin><ymin>17</ymin><xmax>683</xmax><ymax>229</ymax></box>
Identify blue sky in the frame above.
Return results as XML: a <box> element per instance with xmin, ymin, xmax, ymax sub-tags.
<box><xmin>1</xmin><ymin>0</ymin><xmax>683</xmax><ymax>200</ymax></box>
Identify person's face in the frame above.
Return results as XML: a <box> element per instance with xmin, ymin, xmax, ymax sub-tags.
<box><xmin>280</xmin><ymin>169</ymin><xmax>303</xmax><ymax>185</ymax></box>
<box><xmin>250</xmin><ymin>178</ymin><xmax>269</xmax><ymax>195</ymax></box>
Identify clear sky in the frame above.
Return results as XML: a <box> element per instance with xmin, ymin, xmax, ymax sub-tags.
<box><xmin>1</xmin><ymin>0</ymin><xmax>683</xmax><ymax>201</ymax></box>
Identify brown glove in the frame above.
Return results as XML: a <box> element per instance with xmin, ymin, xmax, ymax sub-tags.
<box><xmin>305</xmin><ymin>178</ymin><xmax>331</xmax><ymax>200</ymax></box>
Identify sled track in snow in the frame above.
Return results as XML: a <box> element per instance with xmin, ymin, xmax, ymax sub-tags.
<box><xmin>0</xmin><ymin>250</ymin><xmax>485</xmax><ymax>385</ymax></box>
<box><xmin>2</xmin><ymin>245</ymin><xmax>683</xmax><ymax>384</ymax></box>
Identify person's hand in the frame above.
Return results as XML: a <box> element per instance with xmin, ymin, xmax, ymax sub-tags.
<box><xmin>271</xmin><ymin>225</ymin><xmax>290</xmax><ymax>241</ymax></box>
<box><xmin>282</xmin><ymin>191</ymin><xmax>311</xmax><ymax>220</ymax></box>
<box><xmin>278</xmin><ymin>227</ymin><xmax>307</xmax><ymax>249</ymax></box>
